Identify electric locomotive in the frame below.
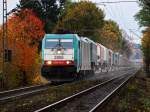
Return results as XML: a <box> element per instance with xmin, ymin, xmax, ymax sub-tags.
<box><xmin>41</xmin><ymin>34</ymin><xmax>96</xmax><ymax>80</ymax></box>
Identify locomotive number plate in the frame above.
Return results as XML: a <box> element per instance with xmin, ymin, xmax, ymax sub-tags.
<box><xmin>54</xmin><ymin>56</ymin><xmax>64</xmax><ymax>59</ymax></box>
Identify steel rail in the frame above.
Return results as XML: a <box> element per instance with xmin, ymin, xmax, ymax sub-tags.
<box><xmin>0</xmin><ymin>82</ymin><xmax>51</xmax><ymax>103</ymax></box>
<box><xmin>89</xmin><ymin>70</ymin><xmax>137</xmax><ymax>112</ymax></box>
<box><xmin>34</xmin><ymin>71</ymin><xmax>132</xmax><ymax>112</ymax></box>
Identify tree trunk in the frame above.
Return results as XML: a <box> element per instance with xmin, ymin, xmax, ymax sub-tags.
<box><xmin>22</xmin><ymin>70</ymin><xmax>27</xmax><ymax>86</ymax></box>
<box><xmin>145</xmin><ymin>62</ymin><xmax>150</xmax><ymax>76</ymax></box>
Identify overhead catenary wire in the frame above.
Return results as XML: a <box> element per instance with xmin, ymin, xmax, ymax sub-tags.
<box><xmin>95</xmin><ymin>1</ymin><xmax>138</xmax><ymax>4</ymax></box>
<box><xmin>96</xmin><ymin>0</ymin><xmax>140</xmax><ymax>41</ymax></box>
<box><xmin>97</xmin><ymin>1</ymin><xmax>129</xmax><ymax>41</ymax></box>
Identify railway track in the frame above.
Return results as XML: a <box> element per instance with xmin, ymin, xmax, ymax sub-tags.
<box><xmin>35</xmin><ymin>69</ymin><xmax>137</xmax><ymax>112</ymax></box>
<box><xmin>89</xmin><ymin>70</ymin><xmax>136</xmax><ymax>112</ymax></box>
<box><xmin>0</xmin><ymin>67</ymin><xmax>133</xmax><ymax>104</ymax></box>
<box><xmin>0</xmin><ymin>82</ymin><xmax>52</xmax><ymax>103</ymax></box>
<box><xmin>0</xmin><ymin>77</ymin><xmax>81</xmax><ymax>104</ymax></box>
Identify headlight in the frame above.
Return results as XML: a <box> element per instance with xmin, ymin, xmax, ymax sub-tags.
<box><xmin>66</xmin><ymin>61</ymin><xmax>70</xmax><ymax>64</ymax></box>
<box><xmin>57</xmin><ymin>50</ymin><xmax>61</xmax><ymax>54</ymax></box>
<box><xmin>46</xmin><ymin>61</ymin><xmax>52</xmax><ymax>65</ymax></box>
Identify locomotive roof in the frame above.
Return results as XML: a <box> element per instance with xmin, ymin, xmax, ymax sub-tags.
<box><xmin>83</xmin><ymin>37</ymin><xmax>96</xmax><ymax>44</ymax></box>
<box><xmin>43</xmin><ymin>34</ymin><xmax>80</xmax><ymax>40</ymax></box>
<box><xmin>80</xmin><ymin>37</ymin><xmax>87</xmax><ymax>42</ymax></box>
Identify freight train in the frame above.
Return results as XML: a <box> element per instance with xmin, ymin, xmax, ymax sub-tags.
<box><xmin>41</xmin><ymin>34</ymin><xmax>131</xmax><ymax>80</ymax></box>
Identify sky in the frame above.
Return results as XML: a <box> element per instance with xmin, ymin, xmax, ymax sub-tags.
<box><xmin>0</xmin><ymin>0</ymin><xmax>141</xmax><ymax>43</ymax></box>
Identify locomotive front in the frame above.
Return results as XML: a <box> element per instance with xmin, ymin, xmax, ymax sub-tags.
<box><xmin>41</xmin><ymin>34</ymin><xmax>77</xmax><ymax>80</ymax></box>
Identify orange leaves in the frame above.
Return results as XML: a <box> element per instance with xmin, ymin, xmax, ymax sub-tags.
<box><xmin>142</xmin><ymin>27</ymin><xmax>150</xmax><ymax>58</ymax></box>
<box><xmin>99</xmin><ymin>20</ymin><xmax>122</xmax><ymax>51</ymax></box>
<box><xmin>13</xmin><ymin>40</ymin><xmax>37</xmax><ymax>71</ymax></box>
<box><xmin>141</xmin><ymin>27</ymin><xmax>150</xmax><ymax>72</ymax></box>
<box><xmin>8</xmin><ymin>9</ymin><xmax>45</xmax><ymax>42</ymax></box>
<box><xmin>6</xmin><ymin>9</ymin><xmax>45</xmax><ymax>71</ymax></box>
<box><xmin>0</xmin><ymin>9</ymin><xmax>46</xmax><ymax>86</ymax></box>
<box><xmin>142</xmin><ymin>28</ymin><xmax>150</xmax><ymax>51</ymax></box>
<box><xmin>20</xmin><ymin>9</ymin><xmax>45</xmax><ymax>40</ymax></box>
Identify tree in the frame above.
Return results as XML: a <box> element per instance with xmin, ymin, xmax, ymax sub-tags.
<box><xmin>8</xmin><ymin>9</ymin><xmax>45</xmax><ymax>46</ymax></box>
<box><xmin>19</xmin><ymin>0</ymin><xmax>68</xmax><ymax>33</ymax></box>
<box><xmin>54</xmin><ymin>1</ymin><xmax>105</xmax><ymax>41</ymax></box>
<box><xmin>5</xmin><ymin>9</ymin><xmax>45</xmax><ymax>85</ymax></box>
<box><xmin>135</xmin><ymin>7</ymin><xmax>150</xmax><ymax>27</ymax></box>
<box><xmin>135</xmin><ymin>0</ymin><xmax>150</xmax><ymax>73</ymax></box>
<box><xmin>135</xmin><ymin>0</ymin><xmax>150</xmax><ymax>27</ymax></box>
<box><xmin>142</xmin><ymin>27</ymin><xmax>150</xmax><ymax>73</ymax></box>
<box><xmin>7</xmin><ymin>8</ymin><xmax>45</xmax><ymax>65</ymax></box>
<box><xmin>99</xmin><ymin>20</ymin><xmax>122</xmax><ymax>51</ymax></box>
<box><xmin>121</xmin><ymin>38</ymin><xmax>132</xmax><ymax>58</ymax></box>
<box><xmin>0</xmin><ymin>28</ymin><xmax>2</xmax><ymax>74</ymax></box>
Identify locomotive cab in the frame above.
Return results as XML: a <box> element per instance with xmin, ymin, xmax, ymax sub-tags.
<box><xmin>44</xmin><ymin>38</ymin><xmax>74</xmax><ymax>66</ymax></box>
<box><xmin>41</xmin><ymin>34</ymin><xmax>78</xmax><ymax>80</ymax></box>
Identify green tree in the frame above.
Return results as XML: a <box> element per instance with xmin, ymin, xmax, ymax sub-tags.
<box><xmin>54</xmin><ymin>1</ymin><xmax>105</xmax><ymax>41</ymax></box>
<box><xmin>19</xmin><ymin>0</ymin><xmax>68</xmax><ymax>33</ymax></box>
<box><xmin>135</xmin><ymin>0</ymin><xmax>150</xmax><ymax>27</ymax></box>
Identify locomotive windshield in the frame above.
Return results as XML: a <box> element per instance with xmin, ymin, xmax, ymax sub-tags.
<box><xmin>45</xmin><ymin>39</ymin><xmax>73</xmax><ymax>48</ymax></box>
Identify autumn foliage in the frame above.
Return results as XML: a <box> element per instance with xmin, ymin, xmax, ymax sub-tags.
<box><xmin>12</xmin><ymin>41</ymin><xmax>37</xmax><ymax>71</ymax></box>
<box><xmin>99</xmin><ymin>20</ymin><xmax>122</xmax><ymax>51</ymax></box>
<box><xmin>8</xmin><ymin>9</ymin><xmax>44</xmax><ymax>67</ymax></box>
<box><xmin>0</xmin><ymin>9</ymin><xmax>45</xmax><ymax>87</ymax></box>
<box><xmin>142</xmin><ymin>27</ymin><xmax>150</xmax><ymax>73</ymax></box>
<box><xmin>135</xmin><ymin>0</ymin><xmax>150</xmax><ymax>74</ymax></box>
<box><xmin>8</xmin><ymin>9</ymin><xmax>45</xmax><ymax>42</ymax></box>
<box><xmin>54</xmin><ymin>1</ymin><xmax>104</xmax><ymax>41</ymax></box>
